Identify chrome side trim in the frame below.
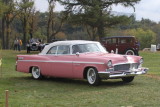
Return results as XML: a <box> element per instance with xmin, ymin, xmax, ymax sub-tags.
<box><xmin>73</xmin><ymin>61</ymin><xmax>104</xmax><ymax>64</ymax></box>
<box><xmin>17</xmin><ymin>60</ymin><xmax>104</xmax><ymax>65</ymax></box>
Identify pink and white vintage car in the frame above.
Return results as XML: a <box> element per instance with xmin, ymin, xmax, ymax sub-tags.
<box><xmin>16</xmin><ymin>40</ymin><xmax>148</xmax><ymax>85</ymax></box>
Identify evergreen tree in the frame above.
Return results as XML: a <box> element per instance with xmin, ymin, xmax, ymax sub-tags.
<box><xmin>58</xmin><ymin>0</ymin><xmax>141</xmax><ymax>40</ymax></box>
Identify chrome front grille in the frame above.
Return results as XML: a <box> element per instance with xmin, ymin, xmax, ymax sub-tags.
<box><xmin>114</xmin><ymin>63</ymin><xmax>139</xmax><ymax>71</ymax></box>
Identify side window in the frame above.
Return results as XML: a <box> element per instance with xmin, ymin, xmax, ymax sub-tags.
<box><xmin>112</xmin><ymin>38</ymin><xmax>117</xmax><ymax>44</ymax></box>
<box><xmin>106</xmin><ymin>39</ymin><xmax>112</xmax><ymax>44</ymax></box>
<box><xmin>126</xmin><ymin>38</ymin><xmax>132</xmax><ymax>43</ymax></box>
<box><xmin>105</xmin><ymin>38</ymin><xmax>116</xmax><ymax>44</ymax></box>
<box><xmin>57</xmin><ymin>45</ymin><xmax>70</xmax><ymax>55</ymax></box>
<box><xmin>120</xmin><ymin>38</ymin><xmax>127</xmax><ymax>44</ymax></box>
<box><xmin>119</xmin><ymin>38</ymin><xmax>132</xmax><ymax>44</ymax></box>
<box><xmin>47</xmin><ymin>46</ymin><xmax>57</xmax><ymax>55</ymax></box>
<box><xmin>72</xmin><ymin>45</ymin><xmax>81</xmax><ymax>54</ymax></box>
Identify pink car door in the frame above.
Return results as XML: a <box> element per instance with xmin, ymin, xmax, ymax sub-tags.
<box><xmin>44</xmin><ymin>46</ymin><xmax>57</xmax><ymax>76</ymax></box>
<box><xmin>48</xmin><ymin>45</ymin><xmax>73</xmax><ymax>78</ymax></box>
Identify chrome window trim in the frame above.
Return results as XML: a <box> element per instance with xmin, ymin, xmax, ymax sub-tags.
<box><xmin>47</xmin><ymin>45</ymin><xmax>71</xmax><ymax>55</ymax></box>
<box><xmin>46</xmin><ymin>46</ymin><xmax>58</xmax><ymax>55</ymax></box>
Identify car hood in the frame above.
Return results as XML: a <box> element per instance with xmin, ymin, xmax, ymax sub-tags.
<box><xmin>82</xmin><ymin>53</ymin><xmax>140</xmax><ymax>64</ymax></box>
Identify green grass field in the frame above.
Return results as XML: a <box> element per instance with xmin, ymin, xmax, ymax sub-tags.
<box><xmin>0</xmin><ymin>50</ymin><xmax>160</xmax><ymax>107</ymax></box>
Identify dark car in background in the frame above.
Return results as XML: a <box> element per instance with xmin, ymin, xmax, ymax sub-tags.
<box><xmin>27</xmin><ymin>38</ymin><xmax>44</xmax><ymax>53</ymax></box>
<box><xmin>101</xmin><ymin>36</ymin><xmax>140</xmax><ymax>55</ymax></box>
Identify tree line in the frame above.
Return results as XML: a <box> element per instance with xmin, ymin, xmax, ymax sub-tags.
<box><xmin>0</xmin><ymin>0</ymin><xmax>159</xmax><ymax>50</ymax></box>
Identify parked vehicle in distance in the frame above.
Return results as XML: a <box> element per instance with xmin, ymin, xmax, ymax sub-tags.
<box><xmin>16</xmin><ymin>40</ymin><xmax>148</xmax><ymax>85</ymax></box>
<box><xmin>26</xmin><ymin>38</ymin><xmax>44</xmax><ymax>53</ymax></box>
<box><xmin>101</xmin><ymin>36</ymin><xmax>140</xmax><ymax>55</ymax></box>
<box><xmin>157</xmin><ymin>44</ymin><xmax>160</xmax><ymax>51</ymax></box>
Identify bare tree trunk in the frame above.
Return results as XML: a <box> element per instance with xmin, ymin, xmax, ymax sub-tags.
<box><xmin>29</xmin><ymin>16</ymin><xmax>34</xmax><ymax>39</ymax></box>
<box><xmin>97</xmin><ymin>23</ymin><xmax>105</xmax><ymax>40</ymax></box>
<box><xmin>6</xmin><ymin>21</ymin><xmax>10</xmax><ymax>49</ymax></box>
<box><xmin>97</xmin><ymin>7</ymin><xmax>105</xmax><ymax>40</ymax></box>
<box><xmin>85</xmin><ymin>26</ymin><xmax>97</xmax><ymax>41</ymax></box>
<box><xmin>2</xmin><ymin>17</ymin><xmax>5</xmax><ymax>49</ymax></box>
<box><xmin>23</xmin><ymin>17</ymin><xmax>27</xmax><ymax>49</ymax></box>
<box><xmin>51</xmin><ymin>20</ymin><xmax>55</xmax><ymax>39</ymax></box>
<box><xmin>47</xmin><ymin>17</ymin><xmax>51</xmax><ymax>42</ymax></box>
<box><xmin>47</xmin><ymin>0</ymin><xmax>55</xmax><ymax>42</ymax></box>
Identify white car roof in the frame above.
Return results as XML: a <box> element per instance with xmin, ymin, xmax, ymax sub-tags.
<box><xmin>39</xmin><ymin>40</ymin><xmax>99</xmax><ymax>55</ymax></box>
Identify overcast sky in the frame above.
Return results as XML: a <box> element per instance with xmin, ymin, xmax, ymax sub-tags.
<box><xmin>35</xmin><ymin>0</ymin><xmax>160</xmax><ymax>23</ymax></box>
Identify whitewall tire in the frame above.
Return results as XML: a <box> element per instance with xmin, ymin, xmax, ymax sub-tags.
<box><xmin>31</xmin><ymin>66</ymin><xmax>43</xmax><ymax>79</ymax></box>
<box><xmin>87</xmin><ymin>68</ymin><xmax>101</xmax><ymax>86</ymax></box>
<box><xmin>125</xmin><ymin>50</ymin><xmax>135</xmax><ymax>55</ymax></box>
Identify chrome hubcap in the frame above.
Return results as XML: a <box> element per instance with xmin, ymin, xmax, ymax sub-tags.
<box><xmin>87</xmin><ymin>68</ymin><xmax>96</xmax><ymax>84</ymax></box>
<box><xmin>32</xmin><ymin>67</ymin><xmax>40</xmax><ymax>79</ymax></box>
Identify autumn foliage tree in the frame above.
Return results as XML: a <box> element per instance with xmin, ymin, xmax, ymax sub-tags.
<box><xmin>17</xmin><ymin>0</ymin><xmax>34</xmax><ymax>48</ymax></box>
<box><xmin>126</xmin><ymin>28</ymin><xmax>156</xmax><ymax>49</ymax></box>
<box><xmin>47</xmin><ymin>0</ymin><xmax>66</xmax><ymax>42</ymax></box>
<box><xmin>28</xmin><ymin>8</ymin><xmax>39</xmax><ymax>39</ymax></box>
<box><xmin>0</xmin><ymin>0</ymin><xmax>18</xmax><ymax>49</ymax></box>
<box><xmin>0</xmin><ymin>0</ymin><xmax>6</xmax><ymax>48</ymax></box>
<box><xmin>4</xmin><ymin>1</ymin><xmax>18</xmax><ymax>49</ymax></box>
<box><xmin>0</xmin><ymin>1</ymin><xmax>6</xmax><ymax>16</ymax></box>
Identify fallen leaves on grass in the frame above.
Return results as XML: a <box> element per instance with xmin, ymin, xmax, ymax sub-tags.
<box><xmin>145</xmin><ymin>74</ymin><xmax>160</xmax><ymax>80</ymax></box>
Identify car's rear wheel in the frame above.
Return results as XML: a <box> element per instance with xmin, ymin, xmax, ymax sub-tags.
<box><xmin>125</xmin><ymin>49</ymin><xmax>135</xmax><ymax>55</ymax></box>
<box><xmin>31</xmin><ymin>66</ymin><xmax>43</xmax><ymax>79</ymax></box>
<box><xmin>122</xmin><ymin>76</ymin><xmax>134</xmax><ymax>83</ymax></box>
<box><xmin>87</xmin><ymin>68</ymin><xmax>101</xmax><ymax>86</ymax></box>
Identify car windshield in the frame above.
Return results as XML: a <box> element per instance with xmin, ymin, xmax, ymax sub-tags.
<box><xmin>72</xmin><ymin>43</ymin><xmax>107</xmax><ymax>54</ymax></box>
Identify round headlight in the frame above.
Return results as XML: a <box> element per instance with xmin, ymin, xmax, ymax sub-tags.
<box><xmin>139</xmin><ymin>58</ymin><xmax>143</xmax><ymax>64</ymax></box>
<box><xmin>139</xmin><ymin>58</ymin><xmax>143</xmax><ymax>68</ymax></box>
<box><xmin>107</xmin><ymin>60</ymin><xmax>112</xmax><ymax>68</ymax></box>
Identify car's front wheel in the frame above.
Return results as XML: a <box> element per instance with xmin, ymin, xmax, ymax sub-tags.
<box><xmin>122</xmin><ymin>76</ymin><xmax>134</xmax><ymax>83</ymax></box>
<box><xmin>87</xmin><ymin>68</ymin><xmax>101</xmax><ymax>86</ymax></box>
<box><xmin>31</xmin><ymin>66</ymin><xmax>43</xmax><ymax>79</ymax></box>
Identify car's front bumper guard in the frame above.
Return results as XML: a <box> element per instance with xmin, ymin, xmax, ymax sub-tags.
<box><xmin>98</xmin><ymin>67</ymin><xmax>149</xmax><ymax>79</ymax></box>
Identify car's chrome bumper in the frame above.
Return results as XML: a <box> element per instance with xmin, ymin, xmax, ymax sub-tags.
<box><xmin>98</xmin><ymin>67</ymin><xmax>149</xmax><ymax>79</ymax></box>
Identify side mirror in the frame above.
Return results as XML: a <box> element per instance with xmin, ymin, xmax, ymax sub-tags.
<box><xmin>76</xmin><ymin>52</ymin><xmax>80</xmax><ymax>56</ymax></box>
